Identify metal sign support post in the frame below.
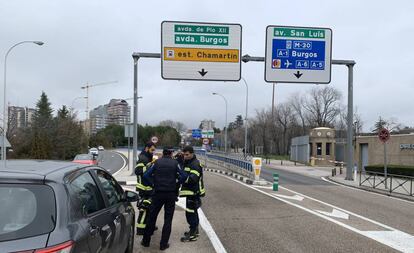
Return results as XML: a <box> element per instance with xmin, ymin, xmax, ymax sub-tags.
<box><xmin>242</xmin><ymin>55</ymin><xmax>356</xmax><ymax>181</ymax></box>
<box><xmin>384</xmin><ymin>142</ymin><xmax>388</xmax><ymax>189</ymax></box>
<box><xmin>344</xmin><ymin>62</ymin><xmax>355</xmax><ymax>181</ymax></box>
<box><xmin>127</xmin><ymin>136</ymin><xmax>131</xmax><ymax>171</ymax></box>
<box><xmin>132</xmin><ymin>53</ymin><xmax>160</xmax><ymax>175</ymax></box>
<box><xmin>132</xmin><ymin>57</ymin><xmax>138</xmax><ymax>175</ymax></box>
<box><xmin>132</xmin><ymin>52</ymin><xmax>355</xmax><ymax>180</ymax></box>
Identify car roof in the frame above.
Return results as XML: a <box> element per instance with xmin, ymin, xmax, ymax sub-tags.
<box><xmin>0</xmin><ymin>160</ymin><xmax>89</xmax><ymax>183</ymax></box>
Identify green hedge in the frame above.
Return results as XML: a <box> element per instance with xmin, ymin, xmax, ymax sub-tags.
<box><xmin>365</xmin><ymin>165</ymin><xmax>414</xmax><ymax>177</ymax></box>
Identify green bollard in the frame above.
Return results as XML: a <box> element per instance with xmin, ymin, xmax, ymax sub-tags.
<box><xmin>273</xmin><ymin>173</ymin><xmax>279</xmax><ymax>191</ymax></box>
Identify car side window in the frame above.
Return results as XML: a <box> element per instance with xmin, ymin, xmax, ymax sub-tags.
<box><xmin>94</xmin><ymin>170</ymin><xmax>124</xmax><ymax>206</ymax></box>
<box><xmin>69</xmin><ymin>172</ymin><xmax>105</xmax><ymax>215</ymax></box>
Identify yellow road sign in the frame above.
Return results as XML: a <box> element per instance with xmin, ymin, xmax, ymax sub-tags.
<box><xmin>164</xmin><ymin>47</ymin><xmax>239</xmax><ymax>63</ymax></box>
<box><xmin>252</xmin><ymin>157</ymin><xmax>262</xmax><ymax>166</ymax></box>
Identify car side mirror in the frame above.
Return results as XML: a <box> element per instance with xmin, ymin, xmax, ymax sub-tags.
<box><xmin>123</xmin><ymin>190</ymin><xmax>139</xmax><ymax>202</ymax></box>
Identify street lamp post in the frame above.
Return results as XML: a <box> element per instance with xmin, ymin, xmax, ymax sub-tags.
<box><xmin>2</xmin><ymin>41</ymin><xmax>44</xmax><ymax>164</ymax></box>
<box><xmin>212</xmin><ymin>92</ymin><xmax>228</xmax><ymax>153</ymax></box>
<box><xmin>241</xmin><ymin>77</ymin><xmax>249</xmax><ymax>159</ymax></box>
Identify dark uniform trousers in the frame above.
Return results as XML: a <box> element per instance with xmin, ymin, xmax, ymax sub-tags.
<box><xmin>143</xmin><ymin>191</ymin><xmax>176</xmax><ymax>246</ymax></box>
<box><xmin>186</xmin><ymin>196</ymin><xmax>201</xmax><ymax>231</ymax></box>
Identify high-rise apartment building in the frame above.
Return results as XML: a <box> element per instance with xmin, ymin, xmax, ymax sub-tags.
<box><xmin>8</xmin><ymin>106</ymin><xmax>36</xmax><ymax>131</ymax></box>
<box><xmin>89</xmin><ymin>99</ymin><xmax>131</xmax><ymax>134</ymax></box>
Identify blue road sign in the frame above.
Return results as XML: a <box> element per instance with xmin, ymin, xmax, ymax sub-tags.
<box><xmin>265</xmin><ymin>26</ymin><xmax>332</xmax><ymax>83</ymax></box>
<box><xmin>271</xmin><ymin>39</ymin><xmax>326</xmax><ymax>70</ymax></box>
<box><xmin>192</xmin><ymin>129</ymin><xmax>202</xmax><ymax>138</ymax></box>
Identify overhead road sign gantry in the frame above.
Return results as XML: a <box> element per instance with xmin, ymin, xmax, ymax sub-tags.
<box><xmin>161</xmin><ymin>21</ymin><xmax>242</xmax><ymax>81</ymax></box>
<box><xmin>265</xmin><ymin>25</ymin><xmax>332</xmax><ymax>83</ymax></box>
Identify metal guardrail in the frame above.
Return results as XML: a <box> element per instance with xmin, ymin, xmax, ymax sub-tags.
<box><xmin>359</xmin><ymin>171</ymin><xmax>414</xmax><ymax>197</ymax></box>
<box><xmin>195</xmin><ymin>150</ymin><xmax>253</xmax><ymax>176</ymax></box>
<box><xmin>209</xmin><ymin>150</ymin><xmax>252</xmax><ymax>161</ymax></box>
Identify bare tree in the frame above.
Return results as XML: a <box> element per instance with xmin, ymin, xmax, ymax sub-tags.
<box><xmin>371</xmin><ymin>116</ymin><xmax>401</xmax><ymax>133</ymax></box>
<box><xmin>288</xmin><ymin>92</ymin><xmax>308</xmax><ymax>135</ymax></box>
<box><xmin>303</xmin><ymin>86</ymin><xmax>342</xmax><ymax>127</ymax></box>
<box><xmin>159</xmin><ymin>120</ymin><xmax>187</xmax><ymax>133</ymax></box>
<box><xmin>275</xmin><ymin>103</ymin><xmax>296</xmax><ymax>155</ymax></box>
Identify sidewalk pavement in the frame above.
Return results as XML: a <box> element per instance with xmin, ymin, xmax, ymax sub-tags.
<box><xmin>264</xmin><ymin>159</ymin><xmax>333</xmax><ymax>178</ymax></box>
<box><xmin>112</xmin><ymin>150</ymin><xmax>216</xmax><ymax>253</ymax></box>
<box><xmin>251</xmin><ymin>157</ymin><xmax>414</xmax><ymax>202</ymax></box>
<box><xmin>121</xmin><ymin>184</ymin><xmax>215</xmax><ymax>253</ymax></box>
<box><xmin>328</xmin><ymin>172</ymin><xmax>414</xmax><ymax>202</ymax></box>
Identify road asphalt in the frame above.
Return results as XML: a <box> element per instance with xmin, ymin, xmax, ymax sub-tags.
<box><xmin>108</xmin><ymin>151</ymin><xmax>414</xmax><ymax>252</ymax></box>
<box><xmin>202</xmin><ymin>164</ymin><xmax>399</xmax><ymax>253</ymax></box>
<box><xmin>260</xmin><ymin>165</ymin><xmax>414</xmax><ymax>237</ymax></box>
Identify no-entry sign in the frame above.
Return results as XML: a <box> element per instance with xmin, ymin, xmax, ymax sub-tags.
<box><xmin>378</xmin><ymin>128</ymin><xmax>390</xmax><ymax>143</ymax></box>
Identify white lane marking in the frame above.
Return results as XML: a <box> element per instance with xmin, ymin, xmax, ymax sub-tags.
<box><xmin>315</xmin><ymin>209</ymin><xmax>349</xmax><ymax>220</ymax></box>
<box><xmin>214</xmin><ymin>174</ymin><xmax>414</xmax><ymax>253</ymax></box>
<box><xmin>321</xmin><ymin>176</ymin><xmax>414</xmax><ymax>205</ymax></box>
<box><xmin>253</xmin><ymin>185</ymin><xmax>273</xmax><ymax>190</ymax></box>
<box><xmin>176</xmin><ymin>198</ymin><xmax>227</xmax><ymax>253</ymax></box>
<box><xmin>361</xmin><ymin>231</ymin><xmax>414</xmax><ymax>252</ymax></box>
<box><xmin>123</xmin><ymin>186</ymin><xmax>227</xmax><ymax>253</ymax></box>
<box><xmin>274</xmin><ymin>194</ymin><xmax>304</xmax><ymax>201</ymax></box>
<box><xmin>112</xmin><ymin>151</ymin><xmax>127</xmax><ymax>176</ymax></box>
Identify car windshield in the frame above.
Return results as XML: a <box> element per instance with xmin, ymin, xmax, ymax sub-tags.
<box><xmin>74</xmin><ymin>154</ymin><xmax>93</xmax><ymax>160</ymax></box>
<box><xmin>0</xmin><ymin>184</ymin><xmax>56</xmax><ymax>242</ymax></box>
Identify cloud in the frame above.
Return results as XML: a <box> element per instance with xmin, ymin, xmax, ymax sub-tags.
<box><xmin>1</xmin><ymin>0</ymin><xmax>413</xmax><ymax>132</ymax></box>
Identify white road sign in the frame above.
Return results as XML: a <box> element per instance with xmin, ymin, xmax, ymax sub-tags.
<box><xmin>265</xmin><ymin>25</ymin><xmax>332</xmax><ymax>83</ymax></box>
<box><xmin>161</xmin><ymin>21</ymin><xmax>242</xmax><ymax>81</ymax></box>
<box><xmin>151</xmin><ymin>136</ymin><xmax>159</xmax><ymax>144</ymax></box>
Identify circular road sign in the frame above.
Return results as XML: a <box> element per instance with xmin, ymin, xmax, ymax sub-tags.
<box><xmin>202</xmin><ymin>138</ymin><xmax>209</xmax><ymax>145</ymax></box>
<box><xmin>151</xmin><ymin>136</ymin><xmax>159</xmax><ymax>144</ymax></box>
<box><xmin>378</xmin><ymin>128</ymin><xmax>390</xmax><ymax>143</ymax></box>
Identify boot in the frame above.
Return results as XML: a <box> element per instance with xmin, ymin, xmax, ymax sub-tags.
<box><xmin>183</xmin><ymin>227</ymin><xmax>199</xmax><ymax>237</ymax></box>
<box><xmin>181</xmin><ymin>229</ymin><xmax>198</xmax><ymax>242</ymax></box>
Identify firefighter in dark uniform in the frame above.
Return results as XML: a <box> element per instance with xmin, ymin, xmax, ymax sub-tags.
<box><xmin>180</xmin><ymin>145</ymin><xmax>205</xmax><ymax>242</ymax></box>
<box><xmin>135</xmin><ymin>142</ymin><xmax>156</xmax><ymax>235</ymax></box>
<box><xmin>141</xmin><ymin>147</ymin><xmax>187</xmax><ymax>250</ymax></box>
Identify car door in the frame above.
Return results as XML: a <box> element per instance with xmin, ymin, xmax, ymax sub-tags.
<box><xmin>93</xmin><ymin>169</ymin><xmax>132</xmax><ymax>253</ymax></box>
<box><xmin>68</xmin><ymin>171</ymin><xmax>113</xmax><ymax>253</ymax></box>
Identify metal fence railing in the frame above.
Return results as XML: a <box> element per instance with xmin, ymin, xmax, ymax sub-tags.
<box><xmin>359</xmin><ymin>171</ymin><xmax>414</xmax><ymax>197</ymax></box>
<box><xmin>195</xmin><ymin>150</ymin><xmax>254</xmax><ymax>179</ymax></box>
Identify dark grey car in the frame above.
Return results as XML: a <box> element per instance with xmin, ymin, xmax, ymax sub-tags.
<box><xmin>0</xmin><ymin>160</ymin><xmax>138</xmax><ymax>253</ymax></box>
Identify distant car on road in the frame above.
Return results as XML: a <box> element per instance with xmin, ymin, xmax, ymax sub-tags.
<box><xmin>89</xmin><ymin>147</ymin><xmax>99</xmax><ymax>157</ymax></box>
<box><xmin>98</xmin><ymin>145</ymin><xmax>105</xmax><ymax>151</ymax></box>
<box><xmin>0</xmin><ymin>160</ymin><xmax>138</xmax><ymax>253</ymax></box>
<box><xmin>73</xmin><ymin>154</ymin><xmax>98</xmax><ymax>165</ymax></box>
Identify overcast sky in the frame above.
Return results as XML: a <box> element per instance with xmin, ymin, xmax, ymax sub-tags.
<box><xmin>1</xmin><ymin>0</ymin><xmax>414</xmax><ymax>131</ymax></box>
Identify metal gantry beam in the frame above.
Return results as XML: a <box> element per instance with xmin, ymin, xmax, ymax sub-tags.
<box><xmin>132</xmin><ymin>52</ymin><xmax>356</xmax><ymax>180</ymax></box>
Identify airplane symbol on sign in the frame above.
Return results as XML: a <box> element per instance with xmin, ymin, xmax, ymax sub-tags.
<box><xmin>284</xmin><ymin>60</ymin><xmax>292</xmax><ymax>68</ymax></box>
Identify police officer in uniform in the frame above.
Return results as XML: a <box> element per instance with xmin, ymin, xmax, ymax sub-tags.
<box><xmin>180</xmin><ymin>145</ymin><xmax>205</xmax><ymax>242</ymax></box>
<box><xmin>141</xmin><ymin>147</ymin><xmax>186</xmax><ymax>250</ymax></box>
<box><xmin>135</xmin><ymin>142</ymin><xmax>156</xmax><ymax>235</ymax></box>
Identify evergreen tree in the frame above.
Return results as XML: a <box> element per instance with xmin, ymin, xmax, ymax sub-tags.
<box><xmin>372</xmin><ymin>117</ymin><xmax>387</xmax><ymax>133</ymax></box>
<box><xmin>33</xmin><ymin>92</ymin><xmax>53</xmax><ymax>126</ymax></box>
<box><xmin>57</xmin><ymin>105</ymin><xmax>69</xmax><ymax>119</ymax></box>
<box><xmin>30</xmin><ymin>92</ymin><xmax>54</xmax><ymax>159</ymax></box>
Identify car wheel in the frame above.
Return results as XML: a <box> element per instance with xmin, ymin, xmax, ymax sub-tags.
<box><xmin>125</xmin><ymin>224</ymin><xmax>134</xmax><ymax>253</ymax></box>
